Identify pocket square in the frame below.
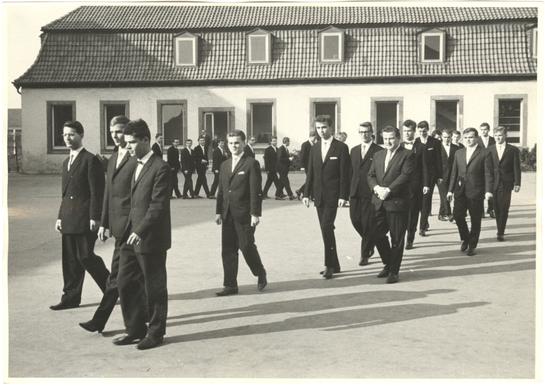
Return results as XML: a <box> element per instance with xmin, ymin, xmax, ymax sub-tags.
<box><xmin>237</xmin><ymin>171</ymin><xmax>245</xmax><ymax>175</ymax></box>
<box><xmin>329</xmin><ymin>156</ymin><xmax>338</xmax><ymax>160</ymax></box>
<box><xmin>427</xmin><ymin>148</ymin><xmax>434</xmax><ymax>150</ymax></box>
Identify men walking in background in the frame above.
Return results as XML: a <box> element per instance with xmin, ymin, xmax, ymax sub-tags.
<box><xmin>244</xmin><ymin>136</ymin><xmax>256</xmax><ymax>158</ymax></box>
<box><xmin>215</xmin><ymin>130</ymin><xmax>267</xmax><ymax>296</ymax></box>
<box><xmin>151</xmin><ymin>133</ymin><xmax>163</xmax><ymax>157</ymax></box>
<box><xmin>349</xmin><ymin>122</ymin><xmax>381</xmax><ymax>266</ymax></box>
<box><xmin>303</xmin><ymin>116</ymin><xmax>350</xmax><ymax>279</ymax></box>
<box><xmin>489</xmin><ymin>126</ymin><xmax>521</xmax><ymax>241</ymax></box>
<box><xmin>478</xmin><ymin>122</ymin><xmax>496</xmax><ymax>218</ymax></box>
<box><xmin>447</xmin><ymin>127</ymin><xmax>494</xmax><ymax>256</ymax></box>
<box><xmin>167</xmin><ymin>139</ymin><xmax>182</xmax><ymax>199</ymax></box>
<box><xmin>79</xmin><ymin>115</ymin><xmax>136</xmax><ymax>332</ymax></box>
<box><xmin>210</xmin><ymin>139</ymin><xmax>228</xmax><ymax>198</ymax></box>
<box><xmin>193</xmin><ymin>136</ymin><xmax>211</xmax><ymax>198</ymax></box>
<box><xmin>437</xmin><ymin>129</ymin><xmax>459</xmax><ymax>221</ymax></box>
<box><xmin>114</xmin><ymin>119</ymin><xmax>171</xmax><ymax>350</ymax></box>
<box><xmin>262</xmin><ymin>136</ymin><xmax>282</xmax><ymax>199</ymax></box>
<box><xmin>295</xmin><ymin>132</ymin><xmax>317</xmax><ymax>199</ymax></box>
<box><xmin>52</xmin><ymin>120</ymin><xmax>109</xmax><ymax>310</ymax></box>
<box><xmin>452</xmin><ymin>130</ymin><xmax>464</xmax><ymax>149</ymax></box>
<box><xmin>367</xmin><ymin>126</ymin><xmax>414</xmax><ymax>283</ymax></box>
<box><xmin>277</xmin><ymin>137</ymin><xmax>297</xmax><ymax>200</ymax></box>
<box><xmin>180</xmin><ymin>139</ymin><xmax>195</xmax><ymax>199</ymax></box>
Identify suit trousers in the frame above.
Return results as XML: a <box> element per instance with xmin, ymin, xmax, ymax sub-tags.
<box><xmin>278</xmin><ymin>170</ymin><xmax>293</xmax><ymax>196</ymax></box>
<box><xmin>118</xmin><ymin>243</ymin><xmax>167</xmax><ymax>338</ymax></box>
<box><xmin>263</xmin><ymin>171</ymin><xmax>281</xmax><ymax>197</ymax></box>
<box><xmin>221</xmin><ymin>212</ymin><xmax>265</xmax><ymax>288</ymax></box>
<box><xmin>182</xmin><ymin>172</ymin><xmax>194</xmax><ymax>197</ymax></box>
<box><xmin>316</xmin><ymin>206</ymin><xmax>340</xmax><ymax>271</ymax></box>
<box><xmin>210</xmin><ymin>171</ymin><xmax>220</xmax><ymax>196</ymax></box>
<box><xmin>420</xmin><ymin>183</ymin><xmax>435</xmax><ymax>230</ymax></box>
<box><xmin>453</xmin><ymin>194</ymin><xmax>484</xmax><ymax>249</ymax></box>
<box><xmin>371</xmin><ymin>207</ymin><xmax>408</xmax><ymax>275</ymax></box>
<box><xmin>493</xmin><ymin>182</ymin><xmax>513</xmax><ymax>236</ymax></box>
<box><xmin>61</xmin><ymin>231</ymin><xmax>109</xmax><ymax>305</ymax></box>
<box><xmin>90</xmin><ymin>237</ymin><xmax>124</xmax><ymax>327</ymax></box>
<box><xmin>170</xmin><ymin>170</ymin><xmax>182</xmax><ymax>198</ymax></box>
<box><xmin>349</xmin><ymin>197</ymin><xmax>375</xmax><ymax>258</ymax></box>
<box><xmin>194</xmin><ymin>168</ymin><xmax>210</xmax><ymax>196</ymax></box>
<box><xmin>407</xmin><ymin>189</ymin><xmax>423</xmax><ymax>243</ymax></box>
<box><xmin>437</xmin><ymin>180</ymin><xmax>452</xmax><ymax>217</ymax></box>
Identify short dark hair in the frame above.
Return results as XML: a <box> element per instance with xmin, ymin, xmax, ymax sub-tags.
<box><xmin>155</xmin><ymin>133</ymin><xmax>162</xmax><ymax>139</ymax></box>
<box><xmin>314</xmin><ymin>115</ymin><xmax>332</xmax><ymax>127</ymax></box>
<box><xmin>283</xmin><ymin>137</ymin><xmax>290</xmax><ymax>144</ymax></box>
<box><xmin>440</xmin><ymin>128</ymin><xmax>452</xmax><ymax>136</ymax></box>
<box><xmin>402</xmin><ymin>119</ymin><xmax>416</xmax><ymax>130</ymax></box>
<box><xmin>309</xmin><ymin>131</ymin><xmax>317</xmax><ymax>138</ymax></box>
<box><xmin>493</xmin><ymin>126</ymin><xmax>507</xmax><ymax>134</ymax></box>
<box><xmin>463</xmin><ymin>127</ymin><xmax>478</xmax><ymax>136</ymax></box>
<box><xmin>382</xmin><ymin>125</ymin><xmax>400</xmax><ymax>138</ymax></box>
<box><xmin>271</xmin><ymin>136</ymin><xmax>277</xmax><ymax>141</ymax></box>
<box><xmin>453</xmin><ymin>130</ymin><xmax>461</xmax><ymax>136</ymax></box>
<box><xmin>480</xmin><ymin>122</ymin><xmax>490</xmax><ymax>130</ymax></box>
<box><xmin>63</xmin><ymin>121</ymin><xmax>84</xmax><ymax>135</ymax></box>
<box><xmin>124</xmin><ymin>119</ymin><xmax>151</xmax><ymax>141</ymax></box>
<box><xmin>417</xmin><ymin>120</ymin><xmax>429</xmax><ymax>130</ymax></box>
<box><xmin>359</xmin><ymin>122</ymin><xmax>373</xmax><ymax>131</ymax></box>
<box><xmin>227</xmin><ymin>129</ymin><xmax>246</xmax><ymax>142</ymax></box>
<box><xmin>110</xmin><ymin>115</ymin><xmax>130</xmax><ymax>127</ymax></box>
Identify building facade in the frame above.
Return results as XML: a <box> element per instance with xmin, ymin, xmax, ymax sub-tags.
<box><xmin>13</xmin><ymin>5</ymin><xmax>538</xmax><ymax>173</ymax></box>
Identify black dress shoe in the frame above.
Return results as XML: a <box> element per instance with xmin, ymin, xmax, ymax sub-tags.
<box><xmin>377</xmin><ymin>268</ymin><xmax>390</xmax><ymax>278</ymax></box>
<box><xmin>79</xmin><ymin>320</ymin><xmax>104</xmax><ymax>333</ymax></box>
<box><xmin>275</xmin><ymin>196</ymin><xmax>285</xmax><ymax>201</ymax></box>
<box><xmin>113</xmin><ymin>332</ymin><xmax>146</xmax><ymax>345</ymax></box>
<box><xmin>448</xmin><ymin>215</ymin><xmax>455</xmax><ymax>223</ymax></box>
<box><xmin>207</xmin><ymin>195</ymin><xmax>215</xmax><ymax>199</ymax></box>
<box><xmin>323</xmin><ymin>267</ymin><xmax>334</xmax><ymax>279</ymax></box>
<box><xmin>406</xmin><ymin>241</ymin><xmax>414</xmax><ymax>250</ymax></box>
<box><xmin>50</xmin><ymin>302</ymin><xmax>79</xmax><ymax>311</ymax></box>
<box><xmin>257</xmin><ymin>271</ymin><xmax>267</xmax><ymax>291</ymax></box>
<box><xmin>216</xmin><ymin>287</ymin><xmax>239</xmax><ymax>296</ymax></box>
<box><xmin>497</xmin><ymin>235</ymin><xmax>505</xmax><ymax>242</ymax></box>
<box><xmin>358</xmin><ymin>257</ymin><xmax>369</xmax><ymax>266</ymax></box>
<box><xmin>137</xmin><ymin>335</ymin><xmax>164</xmax><ymax>350</ymax></box>
<box><xmin>466</xmin><ymin>247</ymin><xmax>476</xmax><ymax>256</ymax></box>
<box><xmin>386</xmin><ymin>273</ymin><xmax>399</xmax><ymax>283</ymax></box>
<box><xmin>320</xmin><ymin>268</ymin><xmax>340</xmax><ymax>275</ymax></box>
<box><xmin>460</xmin><ymin>240</ymin><xmax>469</xmax><ymax>252</ymax></box>
<box><xmin>425</xmin><ymin>224</ymin><xmax>430</xmax><ymax>231</ymax></box>
<box><xmin>419</xmin><ymin>230</ymin><xmax>426</xmax><ymax>237</ymax></box>
<box><xmin>488</xmin><ymin>210</ymin><xmax>496</xmax><ymax>218</ymax></box>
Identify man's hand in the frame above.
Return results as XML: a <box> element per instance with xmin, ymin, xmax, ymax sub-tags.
<box><xmin>97</xmin><ymin>226</ymin><xmax>110</xmax><ymax>242</ymax></box>
<box><xmin>423</xmin><ymin>186</ymin><xmax>430</xmax><ymax>195</ymax></box>
<box><xmin>90</xmin><ymin>219</ymin><xmax>99</xmax><ymax>232</ymax></box>
<box><xmin>485</xmin><ymin>192</ymin><xmax>493</xmax><ymax>200</ymax></box>
<box><xmin>55</xmin><ymin>219</ymin><xmax>62</xmax><ymax>233</ymax></box>
<box><xmin>126</xmin><ymin>232</ymin><xmax>141</xmax><ymax>246</ymax></box>
<box><xmin>300</xmin><ymin>168</ymin><xmax>305</xmax><ymax>171</ymax></box>
<box><xmin>338</xmin><ymin>199</ymin><xmax>346</xmax><ymax>207</ymax></box>
<box><xmin>302</xmin><ymin>197</ymin><xmax>310</xmax><ymax>207</ymax></box>
<box><xmin>215</xmin><ymin>214</ymin><xmax>222</xmax><ymax>225</ymax></box>
<box><xmin>446</xmin><ymin>192</ymin><xmax>453</xmax><ymax>202</ymax></box>
<box><xmin>251</xmin><ymin>215</ymin><xmax>260</xmax><ymax>227</ymax></box>
<box><xmin>514</xmin><ymin>185</ymin><xmax>521</xmax><ymax>193</ymax></box>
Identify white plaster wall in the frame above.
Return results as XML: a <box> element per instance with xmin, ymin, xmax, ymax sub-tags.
<box><xmin>20</xmin><ymin>79</ymin><xmax>537</xmax><ymax>173</ymax></box>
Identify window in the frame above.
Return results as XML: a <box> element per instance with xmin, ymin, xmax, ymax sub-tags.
<box><xmin>320</xmin><ymin>28</ymin><xmax>344</xmax><ymax>63</ymax></box>
<box><xmin>310</xmin><ymin>99</ymin><xmax>340</xmax><ymax>132</ymax></box>
<box><xmin>431</xmin><ymin>96</ymin><xmax>463</xmax><ymax>132</ymax></box>
<box><xmin>421</xmin><ymin>30</ymin><xmax>446</xmax><ymax>62</ymax></box>
<box><xmin>371</xmin><ymin>98</ymin><xmax>403</xmax><ymax>145</ymax></box>
<box><xmin>199</xmin><ymin>108</ymin><xmax>235</xmax><ymax>141</ymax></box>
<box><xmin>247</xmin><ymin>30</ymin><xmax>271</xmax><ymax>64</ymax></box>
<box><xmin>47</xmin><ymin>101</ymin><xmax>75</xmax><ymax>152</ymax></box>
<box><xmin>157</xmin><ymin>101</ymin><xmax>187</xmax><ymax>145</ymax></box>
<box><xmin>497</xmin><ymin>98</ymin><xmax>523</xmax><ymax>144</ymax></box>
<box><xmin>100</xmin><ymin>101</ymin><xmax>129</xmax><ymax>151</ymax></box>
<box><xmin>174</xmin><ymin>33</ymin><xmax>198</xmax><ymax>66</ymax></box>
<box><xmin>247</xmin><ymin>99</ymin><xmax>276</xmax><ymax>144</ymax></box>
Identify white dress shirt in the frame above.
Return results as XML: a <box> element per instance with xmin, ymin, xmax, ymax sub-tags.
<box><xmin>404</xmin><ymin>141</ymin><xmax>414</xmax><ymax>151</ymax></box>
<box><xmin>231</xmin><ymin>153</ymin><xmax>242</xmax><ymax>172</ymax></box>
<box><xmin>465</xmin><ymin>145</ymin><xmax>477</xmax><ymax>164</ymax></box>
<box><xmin>134</xmin><ymin>150</ymin><xmax>154</xmax><ymax>181</ymax></box>
<box><xmin>442</xmin><ymin>143</ymin><xmax>451</xmax><ymax>157</ymax></box>
<box><xmin>67</xmin><ymin>146</ymin><xmax>84</xmax><ymax>171</ymax></box>
<box><xmin>496</xmin><ymin>142</ymin><xmax>505</xmax><ymax>160</ymax></box>
<box><xmin>321</xmin><ymin>139</ymin><xmax>331</xmax><ymax>162</ymax></box>
<box><xmin>116</xmin><ymin>146</ymin><xmax>129</xmax><ymax>169</ymax></box>
<box><xmin>384</xmin><ymin>144</ymin><xmax>400</xmax><ymax>172</ymax></box>
<box><xmin>481</xmin><ymin>136</ymin><xmax>490</xmax><ymax>148</ymax></box>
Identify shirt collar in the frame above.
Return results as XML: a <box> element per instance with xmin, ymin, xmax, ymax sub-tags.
<box><xmin>388</xmin><ymin>144</ymin><xmax>401</xmax><ymax>154</ymax></box>
<box><xmin>137</xmin><ymin>150</ymin><xmax>154</xmax><ymax>165</ymax></box>
<box><xmin>70</xmin><ymin>146</ymin><xmax>84</xmax><ymax>156</ymax></box>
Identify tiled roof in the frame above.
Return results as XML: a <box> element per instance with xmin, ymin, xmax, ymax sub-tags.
<box><xmin>43</xmin><ymin>5</ymin><xmax>538</xmax><ymax>31</ymax></box>
<box><xmin>14</xmin><ymin>21</ymin><xmax>537</xmax><ymax>87</ymax></box>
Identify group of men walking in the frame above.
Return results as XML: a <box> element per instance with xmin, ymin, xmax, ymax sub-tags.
<box><xmin>50</xmin><ymin>113</ymin><xmax>521</xmax><ymax>350</ymax></box>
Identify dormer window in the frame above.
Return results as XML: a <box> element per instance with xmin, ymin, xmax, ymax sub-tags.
<box><xmin>319</xmin><ymin>27</ymin><xmax>344</xmax><ymax>63</ymax></box>
<box><xmin>174</xmin><ymin>32</ymin><xmax>198</xmax><ymax>67</ymax></box>
<box><xmin>247</xmin><ymin>29</ymin><xmax>271</xmax><ymax>65</ymax></box>
<box><xmin>421</xmin><ymin>30</ymin><xmax>446</xmax><ymax>63</ymax></box>
<box><xmin>532</xmin><ymin>27</ymin><xmax>538</xmax><ymax>59</ymax></box>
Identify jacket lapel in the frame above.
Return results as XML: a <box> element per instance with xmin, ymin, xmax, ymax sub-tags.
<box><xmin>466</xmin><ymin>146</ymin><xmax>481</xmax><ymax>167</ymax></box>
<box><xmin>132</xmin><ymin>156</ymin><xmax>154</xmax><ymax>192</ymax></box>
<box><xmin>230</xmin><ymin>155</ymin><xmax>246</xmax><ymax>182</ymax></box>
<box><xmin>113</xmin><ymin>151</ymin><xmax>130</xmax><ymax>177</ymax></box>
<box><xmin>322</xmin><ymin>139</ymin><xmax>335</xmax><ymax>168</ymax></box>
<box><xmin>383</xmin><ymin>147</ymin><xmax>401</xmax><ymax>178</ymax></box>
<box><xmin>67</xmin><ymin>148</ymin><xmax>85</xmax><ymax>176</ymax></box>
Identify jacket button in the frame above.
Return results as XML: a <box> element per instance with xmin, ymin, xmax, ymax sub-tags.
<box><xmin>228</xmin><ymin>190</ymin><xmax>231</xmax><ymax>193</ymax></box>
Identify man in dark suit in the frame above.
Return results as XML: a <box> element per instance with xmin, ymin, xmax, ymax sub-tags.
<box><xmin>52</xmin><ymin>120</ymin><xmax>109</xmax><ymax>310</ymax></box>
<box><xmin>210</xmin><ymin>139</ymin><xmax>228</xmax><ymax>198</ymax></box>
<box><xmin>262</xmin><ymin>136</ymin><xmax>282</xmax><ymax>199</ymax></box>
<box><xmin>489</xmin><ymin>126</ymin><xmax>521</xmax><ymax>241</ymax></box>
<box><xmin>180</xmin><ymin>139</ymin><xmax>195</xmax><ymax>199</ymax></box>
<box><xmin>415</xmin><ymin>120</ymin><xmax>442</xmax><ymax>236</ymax></box>
<box><xmin>452</xmin><ymin>130</ymin><xmax>464</xmax><ymax>149</ymax></box>
<box><xmin>79</xmin><ymin>115</ymin><xmax>137</xmax><ymax>332</ymax></box>
<box><xmin>367</xmin><ymin>126</ymin><xmax>414</xmax><ymax>284</ymax></box>
<box><xmin>303</xmin><ymin>116</ymin><xmax>350</xmax><ymax>279</ymax></box>
<box><xmin>349</xmin><ymin>121</ymin><xmax>382</xmax><ymax>266</ymax></box>
<box><xmin>447</xmin><ymin>127</ymin><xmax>494</xmax><ymax>256</ymax></box>
<box><xmin>193</xmin><ymin>136</ymin><xmax>211</xmax><ymax>198</ymax></box>
<box><xmin>114</xmin><ymin>119</ymin><xmax>171</xmax><ymax>350</ymax></box>
<box><xmin>277</xmin><ymin>137</ymin><xmax>297</xmax><ymax>200</ymax></box>
<box><xmin>244</xmin><ymin>136</ymin><xmax>256</xmax><ymax>158</ymax></box>
<box><xmin>151</xmin><ymin>133</ymin><xmax>162</xmax><ymax>157</ymax></box>
<box><xmin>295</xmin><ymin>132</ymin><xmax>317</xmax><ymax>199</ymax></box>
<box><xmin>215</xmin><ymin>130</ymin><xmax>267</xmax><ymax>296</ymax></box>
<box><xmin>200</xmin><ymin>129</ymin><xmax>212</xmax><ymax>157</ymax></box>
<box><xmin>167</xmin><ymin>139</ymin><xmax>182</xmax><ymax>199</ymax></box>
<box><xmin>437</xmin><ymin>129</ymin><xmax>459</xmax><ymax>221</ymax></box>
<box><xmin>478</xmin><ymin>122</ymin><xmax>496</xmax><ymax>218</ymax></box>
<box><xmin>401</xmin><ymin>120</ymin><xmax>429</xmax><ymax>250</ymax></box>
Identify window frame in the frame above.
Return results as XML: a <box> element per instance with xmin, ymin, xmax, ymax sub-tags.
<box><xmin>493</xmin><ymin>94</ymin><xmax>527</xmax><ymax>146</ymax></box>
<box><xmin>309</xmin><ymin>98</ymin><xmax>341</xmax><ymax>133</ymax></box>
<box><xmin>46</xmin><ymin>101</ymin><xmax>76</xmax><ymax>154</ymax></box>
<box><xmin>157</xmin><ymin>100</ymin><xmax>188</xmax><ymax>145</ymax></box>
<box><xmin>421</xmin><ymin>31</ymin><xmax>446</xmax><ymax>63</ymax></box>
<box><xmin>247</xmin><ymin>31</ymin><xmax>271</xmax><ymax>65</ymax></box>
<box><xmin>430</xmin><ymin>95</ymin><xmax>464</xmax><ymax>132</ymax></box>
<box><xmin>174</xmin><ymin>33</ymin><xmax>198</xmax><ymax>67</ymax></box>
<box><xmin>246</xmin><ymin>98</ymin><xmax>277</xmax><ymax>146</ymax></box>
<box><xmin>370</xmin><ymin>97</ymin><xmax>404</xmax><ymax>145</ymax></box>
<box><xmin>532</xmin><ymin>27</ymin><xmax>538</xmax><ymax>59</ymax></box>
<box><xmin>319</xmin><ymin>29</ymin><xmax>344</xmax><ymax>64</ymax></box>
<box><xmin>100</xmin><ymin>100</ymin><xmax>130</xmax><ymax>153</ymax></box>
<box><xmin>198</xmin><ymin>107</ymin><xmax>235</xmax><ymax>139</ymax></box>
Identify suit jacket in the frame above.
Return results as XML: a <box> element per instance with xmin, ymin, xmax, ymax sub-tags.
<box><xmin>263</xmin><ymin>145</ymin><xmax>277</xmax><ymax>172</ymax></box>
<box><xmin>276</xmin><ymin>145</ymin><xmax>291</xmax><ymax>173</ymax></box>
<box><xmin>212</xmin><ymin>147</ymin><xmax>228</xmax><ymax>172</ymax></box>
<box><xmin>192</xmin><ymin>145</ymin><xmax>208</xmax><ymax>171</ymax></box>
<box><xmin>167</xmin><ymin>146</ymin><xmax>181</xmax><ymax>171</ymax></box>
<box><xmin>180</xmin><ymin>148</ymin><xmax>195</xmax><ymax>173</ymax></box>
<box><xmin>151</xmin><ymin>142</ymin><xmax>162</xmax><ymax>157</ymax></box>
<box><xmin>367</xmin><ymin>147</ymin><xmax>415</xmax><ymax>212</ymax></box>
<box><xmin>478</xmin><ymin>136</ymin><xmax>496</xmax><ymax>148</ymax></box>
<box><xmin>127</xmin><ymin>154</ymin><xmax>171</xmax><ymax>253</ymax></box>
<box><xmin>58</xmin><ymin>148</ymin><xmax>105</xmax><ymax>234</ymax></box>
<box><xmin>216</xmin><ymin>155</ymin><xmax>263</xmax><ymax>224</ymax></box>
<box><xmin>244</xmin><ymin>145</ymin><xmax>255</xmax><ymax>158</ymax></box>
<box><xmin>439</xmin><ymin>143</ymin><xmax>459</xmax><ymax>183</ymax></box>
<box><xmin>304</xmin><ymin>138</ymin><xmax>350</xmax><ymax>207</ymax></box>
<box><xmin>415</xmin><ymin>136</ymin><xmax>442</xmax><ymax>183</ymax></box>
<box><xmin>349</xmin><ymin>142</ymin><xmax>382</xmax><ymax>199</ymax></box>
<box><xmin>489</xmin><ymin>143</ymin><xmax>521</xmax><ymax>191</ymax></box>
<box><xmin>300</xmin><ymin>141</ymin><xmax>313</xmax><ymax>171</ymax></box>
<box><xmin>448</xmin><ymin>146</ymin><xmax>493</xmax><ymax>200</ymax></box>
<box><xmin>101</xmin><ymin>149</ymin><xmax>137</xmax><ymax>238</ymax></box>
<box><xmin>401</xmin><ymin>141</ymin><xmax>429</xmax><ymax>195</ymax></box>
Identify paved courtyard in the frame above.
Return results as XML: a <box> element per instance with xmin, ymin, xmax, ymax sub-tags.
<box><xmin>7</xmin><ymin>172</ymin><xmax>537</xmax><ymax>378</ymax></box>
